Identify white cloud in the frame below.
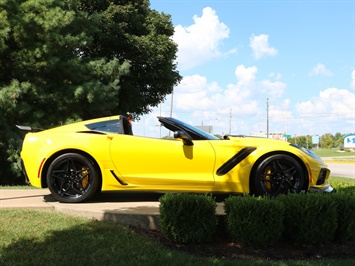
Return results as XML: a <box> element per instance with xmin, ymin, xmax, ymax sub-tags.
<box><xmin>268</xmin><ymin>99</ymin><xmax>293</xmax><ymax>133</ymax></box>
<box><xmin>308</xmin><ymin>63</ymin><xmax>333</xmax><ymax>77</ymax></box>
<box><xmin>295</xmin><ymin>87</ymin><xmax>355</xmax><ymax>134</ymax></box>
<box><xmin>320</xmin><ymin>88</ymin><xmax>355</xmax><ymax>115</ymax></box>
<box><xmin>174</xmin><ymin>75</ymin><xmax>221</xmax><ymax>111</ymax></box>
<box><xmin>260</xmin><ymin>80</ymin><xmax>286</xmax><ymax>97</ymax></box>
<box><xmin>296</xmin><ymin>88</ymin><xmax>354</xmax><ymax>116</ymax></box>
<box><xmin>250</xmin><ymin>34</ymin><xmax>278</xmax><ymax>60</ymax></box>
<box><xmin>234</xmin><ymin>65</ymin><xmax>257</xmax><ymax>87</ymax></box>
<box><xmin>171</xmin><ymin>65</ymin><xmax>278</xmax><ymax>134</ymax></box>
<box><xmin>173</xmin><ymin>7</ymin><xmax>235</xmax><ymax>70</ymax></box>
<box><xmin>351</xmin><ymin>69</ymin><xmax>355</xmax><ymax>89</ymax></box>
<box><xmin>135</xmin><ymin>65</ymin><xmax>354</xmax><ymax>137</ymax></box>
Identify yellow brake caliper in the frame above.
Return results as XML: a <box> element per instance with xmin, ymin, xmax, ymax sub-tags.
<box><xmin>81</xmin><ymin>167</ymin><xmax>89</xmax><ymax>188</ymax></box>
<box><xmin>264</xmin><ymin>168</ymin><xmax>271</xmax><ymax>191</ymax></box>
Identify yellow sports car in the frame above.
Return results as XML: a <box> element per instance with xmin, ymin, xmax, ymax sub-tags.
<box><xmin>18</xmin><ymin>115</ymin><xmax>333</xmax><ymax>203</ymax></box>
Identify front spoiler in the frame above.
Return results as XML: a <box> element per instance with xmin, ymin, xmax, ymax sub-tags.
<box><xmin>309</xmin><ymin>185</ymin><xmax>335</xmax><ymax>193</ymax></box>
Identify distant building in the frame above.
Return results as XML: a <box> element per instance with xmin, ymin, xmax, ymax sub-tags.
<box><xmin>252</xmin><ymin>131</ymin><xmax>288</xmax><ymax>142</ymax></box>
<box><xmin>196</xmin><ymin>125</ymin><xmax>213</xmax><ymax>134</ymax></box>
<box><xmin>343</xmin><ymin>134</ymin><xmax>355</xmax><ymax>150</ymax></box>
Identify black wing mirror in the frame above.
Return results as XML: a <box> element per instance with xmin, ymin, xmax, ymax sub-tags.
<box><xmin>174</xmin><ymin>131</ymin><xmax>194</xmax><ymax>146</ymax></box>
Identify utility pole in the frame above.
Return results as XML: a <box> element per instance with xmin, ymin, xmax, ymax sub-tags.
<box><xmin>266</xmin><ymin>98</ymin><xmax>269</xmax><ymax>138</ymax></box>
<box><xmin>168</xmin><ymin>91</ymin><xmax>174</xmax><ymax>138</ymax></box>
<box><xmin>229</xmin><ymin>108</ymin><xmax>232</xmax><ymax>135</ymax></box>
<box><xmin>170</xmin><ymin>90</ymin><xmax>174</xmax><ymax>118</ymax></box>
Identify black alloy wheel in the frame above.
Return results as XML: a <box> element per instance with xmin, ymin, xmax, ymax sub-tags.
<box><xmin>251</xmin><ymin>154</ymin><xmax>307</xmax><ymax>197</ymax></box>
<box><xmin>46</xmin><ymin>153</ymin><xmax>100</xmax><ymax>203</ymax></box>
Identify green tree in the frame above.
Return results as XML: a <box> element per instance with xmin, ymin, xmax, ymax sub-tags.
<box><xmin>320</xmin><ymin>133</ymin><xmax>334</xmax><ymax>149</ymax></box>
<box><xmin>0</xmin><ymin>0</ymin><xmax>181</xmax><ymax>184</ymax></box>
<box><xmin>333</xmin><ymin>132</ymin><xmax>344</xmax><ymax>149</ymax></box>
<box><xmin>294</xmin><ymin>136</ymin><xmax>307</xmax><ymax>149</ymax></box>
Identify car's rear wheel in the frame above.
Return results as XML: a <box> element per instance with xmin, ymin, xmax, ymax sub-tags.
<box><xmin>251</xmin><ymin>154</ymin><xmax>307</xmax><ymax>197</ymax></box>
<box><xmin>46</xmin><ymin>153</ymin><xmax>100</xmax><ymax>203</ymax></box>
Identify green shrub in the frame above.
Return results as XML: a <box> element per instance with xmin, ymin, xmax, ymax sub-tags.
<box><xmin>224</xmin><ymin>195</ymin><xmax>284</xmax><ymax>247</ymax></box>
<box><xmin>159</xmin><ymin>193</ymin><xmax>217</xmax><ymax>243</ymax></box>
<box><xmin>331</xmin><ymin>192</ymin><xmax>355</xmax><ymax>241</ymax></box>
<box><xmin>332</xmin><ymin>180</ymin><xmax>355</xmax><ymax>195</ymax></box>
<box><xmin>278</xmin><ymin>193</ymin><xmax>337</xmax><ymax>245</ymax></box>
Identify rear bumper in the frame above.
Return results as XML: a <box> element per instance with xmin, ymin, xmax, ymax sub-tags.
<box><xmin>20</xmin><ymin>159</ymin><xmax>31</xmax><ymax>185</ymax></box>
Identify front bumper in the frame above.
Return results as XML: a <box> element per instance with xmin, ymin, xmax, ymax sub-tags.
<box><xmin>309</xmin><ymin>167</ymin><xmax>334</xmax><ymax>193</ymax></box>
<box><xmin>310</xmin><ymin>185</ymin><xmax>335</xmax><ymax>193</ymax></box>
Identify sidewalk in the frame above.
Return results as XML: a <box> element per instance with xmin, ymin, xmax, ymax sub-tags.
<box><xmin>0</xmin><ymin>189</ymin><xmax>53</xmax><ymax>210</ymax></box>
<box><xmin>0</xmin><ymin>189</ymin><xmax>225</xmax><ymax>230</ymax></box>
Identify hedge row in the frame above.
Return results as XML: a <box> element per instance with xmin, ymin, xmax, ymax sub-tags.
<box><xmin>159</xmin><ymin>193</ymin><xmax>218</xmax><ymax>243</ymax></box>
<box><xmin>159</xmin><ymin>192</ymin><xmax>355</xmax><ymax>247</ymax></box>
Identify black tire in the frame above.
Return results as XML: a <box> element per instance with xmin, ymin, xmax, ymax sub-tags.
<box><xmin>46</xmin><ymin>153</ymin><xmax>100</xmax><ymax>203</ymax></box>
<box><xmin>251</xmin><ymin>154</ymin><xmax>307</xmax><ymax>197</ymax></box>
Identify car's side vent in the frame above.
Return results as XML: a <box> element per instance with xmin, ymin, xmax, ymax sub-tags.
<box><xmin>110</xmin><ymin>170</ymin><xmax>128</xmax><ymax>186</ymax></box>
<box><xmin>316</xmin><ymin>168</ymin><xmax>328</xmax><ymax>185</ymax></box>
<box><xmin>76</xmin><ymin>130</ymin><xmax>106</xmax><ymax>135</ymax></box>
<box><xmin>216</xmin><ymin>147</ymin><xmax>256</xmax><ymax>176</ymax></box>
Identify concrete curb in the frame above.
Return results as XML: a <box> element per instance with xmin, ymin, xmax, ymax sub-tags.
<box><xmin>0</xmin><ymin>189</ymin><xmax>226</xmax><ymax>230</ymax></box>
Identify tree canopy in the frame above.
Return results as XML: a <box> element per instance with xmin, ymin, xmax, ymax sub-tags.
<box><xmin>0</xmin><ymin>0</ymin><xmax>181</xmax><ymax>184</ymax></box>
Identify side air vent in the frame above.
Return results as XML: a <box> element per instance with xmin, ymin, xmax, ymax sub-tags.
<box><xmin>216</xmin><ymin>147</ymin><xmax>256</xmax><ymax>176</ymax></box>
<box><xmin>316</xmin><ymin>168</ymin><xmax>328</xmax><ymax>185</ymax></box>
<box><xmin>110</xmin><ymin>170</ymin><xmax>128</xmax><ymax>186</ymax></box>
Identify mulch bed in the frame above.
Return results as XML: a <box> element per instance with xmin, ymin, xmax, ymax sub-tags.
<box><xmin>130</xmin><ymin>226</ymin><xmax>355</xmax><ymax>261</ymax></box>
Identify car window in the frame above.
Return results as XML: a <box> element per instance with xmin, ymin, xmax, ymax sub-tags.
<box><xmin>85</xmin><ymin>119</ymin><xmax>121</xmax><ymax>133</ymax></box>
<box><xmin>158</xmin><ymin>116</ymin><xmax>220</xmax><ymax>140</ymax></box>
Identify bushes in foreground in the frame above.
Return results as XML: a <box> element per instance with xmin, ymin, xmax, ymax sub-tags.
<box><xmin>331</xmin><ymin>192</ymin><xmax>355</xmax><ymax>241</ymax></box>
<box><xmin>278</xmin><ymin>193</ymin><xmax>337</xmax><ymax>245</ymax></box>
<box><xmin>159</xmin><ymin>193</ymin><xmax>217</xmax><ymax>243</ymax></box>
<box><xmin>224</xmin><ymin>195</ymin><xmax>284</xmax><ymax>247</ymax></box>
<box><xmin>159</xmin><ymin>192</ymin><xmax>355</xmax><ymax>247</ymax></box>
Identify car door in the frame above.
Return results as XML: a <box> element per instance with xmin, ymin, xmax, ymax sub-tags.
<box><xmin>109</xmin><ymin>135</ymin><xmax>215</xmax><ymax>187</ymax></box>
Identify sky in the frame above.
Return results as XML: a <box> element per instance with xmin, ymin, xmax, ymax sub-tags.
<box><xmin>133</xmin><ymin>0</ymin><xmax>355</xmax><ymax>138</ymax></box>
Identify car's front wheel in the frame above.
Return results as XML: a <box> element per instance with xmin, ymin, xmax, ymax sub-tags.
<box><xmin>46</xmin><ymin>153</ymin><xmax>100</xmax><ymax>203</ymax></box>
<box><xmin>251</xmin><ymin>154</ymin><xmax>307</xmax><ymax>197</ymax></box>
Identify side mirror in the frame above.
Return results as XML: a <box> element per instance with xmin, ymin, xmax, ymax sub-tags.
<box><xmin>174</xmin><ymin>131</ymin><xmax>194</xmax><ymax>146</ymax></box>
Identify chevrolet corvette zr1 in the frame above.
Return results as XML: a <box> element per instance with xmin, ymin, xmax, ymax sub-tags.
<box><xmin>18</xmin><ymin>115</ymin><xmax>333</xmax><ymax>203</ymax></box>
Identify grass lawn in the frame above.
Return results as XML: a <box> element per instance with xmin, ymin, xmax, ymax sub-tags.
<box><xmin>0</xmin><ymin>209</ymin><xmax>354</xmax><ymax>266</ymax></box>
<box><xmin>1</xmin><ymin>177</ymin><xmax>354</xmax><ymax>265</ymax></box>
<box><xmin>0</xmin><ymin>185</ymin><xmax>41</xmax><ymax>189</ymax></box>
<box><xmin>313</xmin><ymin>148</ymin><xmax>355</xmax><ymax>158</ymax></box>
<box><xmin>1</xmin><ymin>150</ymin><xmax>354</xmax><ymax>265</ymax></box>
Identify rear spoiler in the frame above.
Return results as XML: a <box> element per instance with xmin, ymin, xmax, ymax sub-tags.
<box><xmin>16</xmin><ymin>125</ymin><xmax>44</xmax><ymax>132</ymax></box>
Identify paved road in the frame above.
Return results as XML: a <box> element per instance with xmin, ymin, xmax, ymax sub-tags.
<box><xmin>327</xmin><ymin>163</ymin><xmax>355</xmax><ymax>179</ymax></box>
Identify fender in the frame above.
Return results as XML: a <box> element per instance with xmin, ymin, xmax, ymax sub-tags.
<box><xmin>216</xmin><ymin>147</ymin><xmax>256</xmax><ymax>176</ymax></box>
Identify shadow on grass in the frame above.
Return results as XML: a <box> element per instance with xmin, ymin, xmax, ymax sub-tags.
<box><xmin>0</xmin><ymin>219</ymin><xmax>202</xmax><ymax>266</ymax></box>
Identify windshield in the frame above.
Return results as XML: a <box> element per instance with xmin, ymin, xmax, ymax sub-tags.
<box><xmin>158</xmin><ymin>116</ymin><xmax>220</xmax><ymax>140</ymax></box>
<box><xmin>176</xmin><ymin>119</ymin><xmax>220</xmax><ymax>140</ymax></box>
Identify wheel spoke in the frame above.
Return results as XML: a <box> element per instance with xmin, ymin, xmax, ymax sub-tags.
<box><xmin>49</xmin><ymin>158</ymin><xmax>91</xmax><ymax>197</ymax></box>
<box><xmin>51</xmin><ymin>169</ymin><xmax>67</xmax><ymax>182</ymax></box>
<box><xmin>58</xmin><ymin>182</ymin><xmax>72</xmax><ymax>196</ymax></box>
<box><xmin>253</xmin><ymin>155</ymin><xmax>306</xmax><ymax>197</ymax></box>
<box><xmin>259</xmin><ymin>159</ymin><xmax>301</xmax><ymax>195</ymax></box>
<box><xmin>273</xmin><ymin>160</ymin><xmax>284</xmax><ymax>173</ymax></box>
<box><xmin>47</xmin><ymin>153</ymin><xmax>98</xmax><ymax>203</ymax></box>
